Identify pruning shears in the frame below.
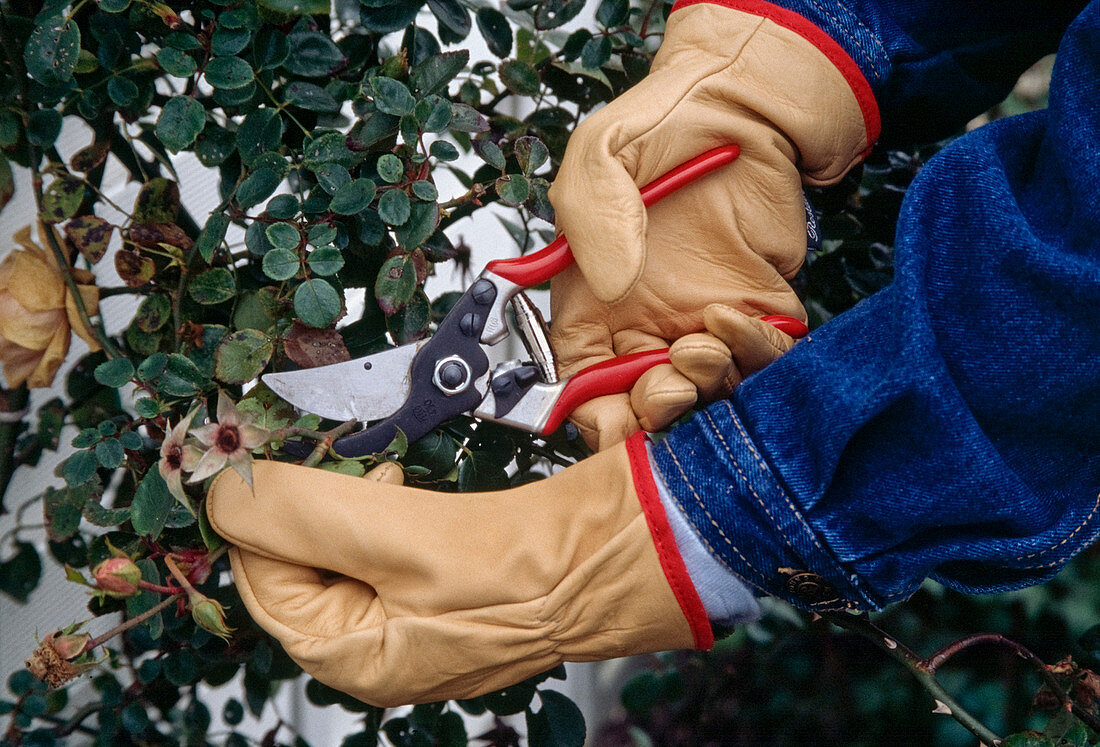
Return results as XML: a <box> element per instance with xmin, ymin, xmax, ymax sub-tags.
<box><xmin>263</xmin><ymin>146</ymin><xmax>808</xmax><ymax>458</ymax></box>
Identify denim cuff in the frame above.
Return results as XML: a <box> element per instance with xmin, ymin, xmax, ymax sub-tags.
<box><xmin>652</xmin><ymin>400</ymin><xmax>883</xmax><ymax>613</ymax></box>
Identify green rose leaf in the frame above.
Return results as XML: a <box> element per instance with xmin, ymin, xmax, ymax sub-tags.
<box><xmin>307</xmin><ymin>246</ymin><xmax>344</xmax><ymax>276</ymax></box>
<box><xmin>236</xmin><ymin>168</ymin><xmax>280</xmax><ymax>209</ymax></box>
<box><xmin>94</xmin><ymin>358</ymin><xmax>135</xmax><ymax>388</ymax></box>
<box><xmin>64</xmin><ymin>449</ymin><xmax>98</xmax><ymax>486</ymax></box>
<box><xmin>378</xmin><ymin>189</ymin><xmax>411</xmax><ymax>226</ymax></box>
<box><xmin>474</xmin><ymin>139</ymin><xmax>506</xmax><ymax>171</ymax></box>
<box><xmin>130</xmin><ymin>469</ymin><xmax>174</xmax><ymax>539</ymax></box>
<box><xmin>95</xmin><ymin>438</ymin><xmax>125</xmax><ymax>469</ymax></box>
<box><xmin>262</xmin><ymin>247</ymin><xmax>300</xmax><ymax>281</ymax></box>
<box><xmin>211</xmin><ymin>27</ymin><xmax>251</xmax><ymax>57</ymax></box>
<box><xmin>156</xmin><ymin>47</ymin><xmax>197</xmax><ymax>77</ymax></box>
<box><xmin>429</xmin><ymin>141</ymin><xmax>459</xmax><ymax>162</ymax></box>
<box><xmin>293</xmin><ymin>278</ymin><xmax>342</xmax><ymax>328</ymax></box>
<box><xmin>411</xmin><ymin>180</ymin><xmax>438</xmax><ymax>202</ymax></box>
<box><xmin>394</xmin><ymin>201</ymin><xmax>439</xmax><ymax>250</ymax></box>
<box><xmin>205</xmin><ymin>56</ymin><xmax>255</xmax><ymax>90</ymax></box>
<box><xmin>303</xmin><ymin>132</ymin><xmax>357</xmax><ymax>170</ymax></box>
<box><xmin>64</xmin><ymin>215</ymin><xmax>114</xmax><ymax>264</ymax></box>
<box><xmin>98</xmin><ymin>0</ymin><xmax>131</xmax><ymax>11</ymax></box>
<box><xmin>236</xmin><ymin>108</ymin><xmax>284</xmax><ymax>167</ymax></box>
<box><xmin>330</xmin><ymin>178</ymin><xmax>378</xmax><ymax>215</ymax></box>
<box><xmin>411</xmin><ymin>50</ymin><xmax>469</xmax><ymax>98</ymax></box>
<box><xmin>427</xmin><ymin>0</ymin><xmax>471</xmax><ymax>38</ymax></box>
<box><xmin>285</xmin><ymin>31</ymin><xmax>346</xmax><ymax>77</ymax></box>
<box><xmin>156</xmin><ymin>96</ymin><xmax>206</xmax><ymax>152</ymax></box>
<box><xmin>449</xmin><ymin>103</ymin><xmax>490</xmax><ymax>133</ymax></box>
<box><xmin>386</xmin><ymin>290</ymin><xmax>430</xmax><ymax>343</ymax></box>
<box><xmin>315</xmin><ymin>164</ymin><xmax>351</xmax><ymax>194</ymax></box>
<box><xmin>496</xmin><ymin>174</ymin><xmax>530</xmax><ymax>206</ymax></box>
<box><xmin>477</xmin><ymin>8</ymin><xmax>513</xmax><ymax>58</ymax></box>
<box><xmin>514</xmin><ymin>136</ymin><xmax>549</xmax><ymax>176</ymax></box>
<box><xmin>266</xmin><ymin>194</ymin><xmax>299</xmax><ymax>220</ymax></box>
<box><xmin>189</xmin><ymin>268</ymin><xmax>236</xmax><ymax>305</ymax></box>
<box><xmin>534</xmin><ymin>0</ymin><xmax>586</xmax><ymax>29</ymax></box>
<box><xmin>596</xmin><ymin>0</ymin><xmax>629</xmax><ymax>27</ymax></box>
<box><xmin>159</xmin><ymin>354</ymin><xmax>207</xmax><ymax>397</ymax></box>
<box><xmin>0</xmin><ymin>154</ymin><xmax>12</xmax><ymax>213</ymax></box>
<box><xmin>24</xmin><ymin>17</ymin><xmax>81</xmax><ymax>84</ymax></box>
<box><xmin>0</xmin><ymin>542</ymin><xmax>41</xmax><ymax>603</ymax></box>
<box><xmin>265</xmin><ymin>222</ymin><xmax>301</xmax><ymax>250</ymax></box>
<box><xmin>284</xmin><ymin>81</ymin><xmax>339</xmax><ymax>112</ymax></box>
<box><xmin>195</xmin><ymin>212</ymin><xmax>230</xmax><ymax>263</ymax></box>
<box><xmin>215</xmin><ymin>330</ymin><xmax>274</xmax><ymax>385</ymax></box>
<box><xmin>26</xmin><ymin>109</ymin><xmax>62</xmax><ymax>148</ymax></box>
<box><xmin>369</xmin><ymin>77</ymin><xmax>416</xmax><ymax>117</ymax></box>
<box><xmin>537</xmin><ymin>690</ymin><xmax>586</xmax><ymax>747</ymax></box>
<box><xmin>258</xmin><ymin>0</ymin><xmax>330</xmax><ymax>15</ymax></box>
<box><xmin>374</xmin><ymin>254</ymin><xmax>417</xmax><ymax>315</ymax></box>
<box><xmin>499</xmin><ymin>60</ymin><xmax>540</xmax><ymax>96</ymax></box>
<box><xmin>581</xmin><ymin>35</ymin><xmax>612</xmax><ymax>70</ymax></box>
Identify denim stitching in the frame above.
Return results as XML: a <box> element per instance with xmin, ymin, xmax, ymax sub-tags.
<box><xmin>803</xmin><ymin>0</ymin><xmax>886</xmax><ymax>80</ymax></box>
<box><xmin>1017</xmin><ymin>490</ymin><xmax>1100</xmax><ymax>568</ymax></box>
<box><xmin>716</xmin><ymin>401</ymin><xmax>830</xmax><ymax>557</ymax></box>
<box><xmin>661</xmin><ymin>441</ymin><xmax>773</xmax><ymax>589</ymax></box>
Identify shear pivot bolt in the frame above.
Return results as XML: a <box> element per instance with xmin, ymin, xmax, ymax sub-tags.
<box><xmin>459</xmin><ymin>312</ymin><xmax>482</xmax><ymax>337</ymax></box>
<box><xmin>433</xmin><ymin>356</ymin><xmax>472</xmax><ymax>394</ymax></box>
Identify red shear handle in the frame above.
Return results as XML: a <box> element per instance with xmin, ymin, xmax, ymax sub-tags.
<box><xmin>486</xmin><ymin>145</ymin><xmax>741</xmax><ymax>288</ymax></box>
<box><xmin>540</xmin><ymin>313</ymin><xmax>808</xmax><ymax>434</ymax></box>
<box><xmin>541</xmin><ymin>349</ymin><xmax>671</xmax><ymax>435</ymax></box>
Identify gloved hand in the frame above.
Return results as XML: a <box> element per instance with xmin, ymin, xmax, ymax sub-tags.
<box><xmin>548</xmin><ymin>0</ymin><xmax>877</xmax><ymax>449</ymax></box>
<box><xmin>205</xmin><ymin>434</ymin><xmax>711</xmax><ymax>707</ymax></box>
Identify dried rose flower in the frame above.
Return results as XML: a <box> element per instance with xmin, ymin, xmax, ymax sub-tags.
<box><xmin>25</xmin><ymin>628</ymin><xmax>94</xmax><ymax>689</ymax></box>
<box><xmin>0</xmin><ymin>224</ymin><xmax>100</xmax><ymax>389</ymax></box>
<box><xmin>92</xmin><ymin>557</ymin><xmax>143</xmax><ymax>598</ymax></box>
<box><xmin>188</xmin><ymin>392</ymin><xmax>269</xmax><ymax>486</ymax></box>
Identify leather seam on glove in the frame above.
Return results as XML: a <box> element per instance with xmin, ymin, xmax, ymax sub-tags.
<box><xmin>626</xmin><ymin>432</ymin><xmax>714</xmax><ymax>649</ymax></box>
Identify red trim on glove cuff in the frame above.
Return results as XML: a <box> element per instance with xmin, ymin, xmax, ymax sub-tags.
<box><xmin>671</xmin><ymin>0</ymin><xmax>881</xmax><ymax>152</ymax></box>
<box><xmin>626</xmin><ymin>431</ymin><xmax>715</xmax><ymax>650</ymax></box>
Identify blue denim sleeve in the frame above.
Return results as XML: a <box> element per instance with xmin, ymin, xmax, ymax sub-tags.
<box><xmin>652</xmin><ymin>3</ymin><xmax>1100</xmax><ymax>613</ymax></box>
<box><xmin>763</xmin><ymin>0</ymin><xmax>1085</xmax><ymax>144</ymax></box>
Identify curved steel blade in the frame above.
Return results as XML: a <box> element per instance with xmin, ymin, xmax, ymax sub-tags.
<box><xmin>261</xmin><ymin>341</ymin><xmax>427</xmax><ymax>422</ymax></box>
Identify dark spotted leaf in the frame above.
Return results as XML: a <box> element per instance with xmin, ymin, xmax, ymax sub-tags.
<box><xmin>159</xmin><ymin>354</ymin><xmax>207</xmax><ymax>397</ymax></box>
<box><xmin>394</xmin><ymin>200</ymin><xmax>439</xmax><ymax>250</ymax></box>
<box><xmin>316</xmin><ymin>164</ymin><xmax>351</xmax><ymax>194</ymax></box>
<box><xmin>515</xmin><ymin>136</ymin><xmax>549</xmax><ymax>176</ymax></box>
<box><xmin>70</xmin><ymin>141</ymin><xmax>110</xmax><ymax>173</ymax></box>
<box><xmin>156</xmin><ymin>96</ymin><xmax>206</xmax><ymax>151</ymax></box>
<box><xmin>189</xmin><ymin>268</ymin><xmax>236</xmax><ymax>305</ymax></box>
<box><xmin>386</xmin><ymin>290</ymin><xmax>430</xmax><ymax>343</ymax></box>
<box><xmin>134</xmin><ymin>178</ymin><xmax>180</xmax><ymax>223</ymax></box>
<box><xmin>129</xmin><ymin>222</ymin><xmax>193</xmax><ymax>251</ymax></box>
<box><xmin>377</xmin><ymin>154</ymin><xmax>404</xmax><ymax>183</ymax></box>
<box><xmin>374</xmin><ymin>254</ymin><xmax>417</xmax><ymax>314</ymax></box>
<box><xmin>303</xmin><ymin>131</ymin><xmax>357</xmax><ymax>169</ymax></box>
<box><xmin>40</xmin><ymin>176</ymin><xmax>84</xmax><ymax>224</ymax></box>
<box><xmin>215</xmin><ymin>329</ymin><xmax>274</xmax><ymax>385</ymax></box>
<box><xmin>24</xmin><ymin>17</ymin><xmax>80</xmax><ymax>84</ymax></box>
<box><xmin>65</xmin><ymin>215</ymin><xmax>114</xmax><ymax>264</ymax></box>
<box><xmin>115</xmin><ymin>249</ymin><xmax>155</xmax><ymax>288</ymax></box>
<box><xmin>411</xmin><ymin>180</ymin><xmax>437</xmax><ymax>201</ymax></box>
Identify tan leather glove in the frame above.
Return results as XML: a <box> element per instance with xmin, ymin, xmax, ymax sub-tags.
<box><xmin>548</xmin><ymin>0</ymin><xmax>877</xmax><ymax>449</ymax></box>
<box><xmin>205</xmin><ymin>435</ymin><xmax>711</xmax><ymax>707</ymax></box>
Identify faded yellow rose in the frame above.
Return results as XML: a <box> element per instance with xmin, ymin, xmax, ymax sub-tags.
<box><xmin>0</xmin><ymin>224</ymin><xmax>100</xmax><ymax>388</ymax></box>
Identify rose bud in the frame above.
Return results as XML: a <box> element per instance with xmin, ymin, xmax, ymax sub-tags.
<box><xmin>92</xmin><ymin>557</ymin><xmax>143</xmax><ymax>598</ymax></box>
<box><xmin>188</xmin><ymin>592</ymin><xmax>234</xmax><ymax>642</ymax></box>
